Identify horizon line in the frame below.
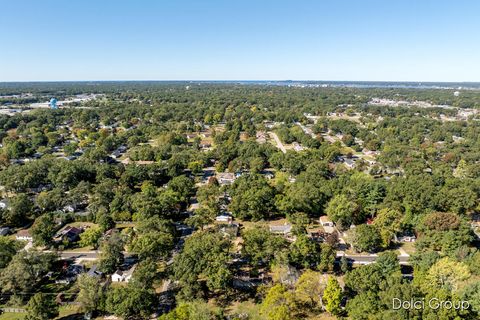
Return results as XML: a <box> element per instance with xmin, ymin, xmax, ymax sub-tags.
<box><xmin>0</xmin><ymin>79</ymin><xmax>479</xmax><ymax>84</ymax></box>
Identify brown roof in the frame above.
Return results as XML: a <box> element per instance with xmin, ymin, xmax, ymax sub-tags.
<box><xmin>17</xmin><ymin>229</ymin><xmax>31</xmax><ymax>237</ymax></box>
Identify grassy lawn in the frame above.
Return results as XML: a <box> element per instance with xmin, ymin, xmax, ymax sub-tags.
<box><xmin>64</xmin><ymin>222</ymin><xmax>97</xmax><ymax>229</ymax></box>
<box><xmin>399</xmin><ymin>241</ymin><xmax>416</xmax><ymax>255</ymax></box>
<box><xmin>0</xmin><ymin>313</ymin><xmax>26</xmax><ymax>320</ymax></box>
<box><xmin>116</xmin><ymin>222</ymin><xmax>136</xmax><ymax>229</ymax></box>
<box><xmin>57</xmin><ymin>305</ymin><xmax>79</xmax><ymax>318</ymax></box>
<box><xmin>63</xmin><ymin>245</ymin><xmax>95</xmax><ymax>252</ymax></box>
<box><xmin>0</xmin><ymin>305</ymin><xmax>81</xmax><ymax>320</ymax></box>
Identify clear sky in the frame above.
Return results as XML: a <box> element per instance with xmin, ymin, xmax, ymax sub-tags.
<box><xmin>1</xmin><ymin>0</ymin><xmax>479</xmax><ymax>82</ymax></box>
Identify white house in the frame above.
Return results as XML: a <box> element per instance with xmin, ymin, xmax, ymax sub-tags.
<box><xmin>111</xmin><ymin>265</ymin><xmax>136</xmax><ymax>283</ymax></box>
<box><xmin>319</xmin><ymin>216</ymin><xmax>334</xmax><ymax>227</ymax></box>
<box><xmin>320</xmin><ymin>216</ymin><xmax>335</xmax><ymax>234</ymax></box>
<box><xmin>216</xmin><ymin>215</ymin><xmax>233</xmax><ymax>223</ymax></box>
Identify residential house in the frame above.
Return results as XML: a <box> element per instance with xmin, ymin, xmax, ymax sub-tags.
<box><xmin>396</xmin><ymin>231</ymin><xmax>417</xmax><ymax>243</ymax></box>
<box><xmin>56</xmin><ymin>263</ymin><xmax>84</xmax><ymax>284</ymax></box>
<box><xmin>110</xmin><ymin>145</ymin><xmax>127</xmax><ymax>159</ymax></box>
<box><xmin>292</xmin><ymin>142</ymin><xmax>304</xmax><ymax>152</ymax></box>
<box><xmin>319</xmin><ymin>216</ymin><xmax>334</xmax><ymax>227</ymax></box>
<box><xmin>217</xmin><ymin>172</ymin><xmax>236</xmax><ymax>185</ymax></box>
<box><xmin>186</xmin><ymin>133</ymin><xmax>198</xmax><ymax>139</ymax></box>
<box><xmin>63</xmin><ymin>205</ymin><xmax>76</xmax><ymax>213</ymax></box>
<box><xmin>199</xmin><ymin>142</ymin><xmax>212</xmax><ymax>149</ymax></box>
<box><xmin>216</xmin><ymin>215</ymin><xmax>233</xmax><ymax>223</ymax></box>
<box><xmin>307</xmin><ymin>231</ymin><xmax>328</xmax><ymax>243</ymax></box>
<box><xmin>260</xmin><ymin>170</ymin><xmax>275</xmax><ymax>179</ymax></box>
<box><xmin>54</xmin><ymin>226</ymin><xmax>83</xmax><ymax>243</ymax></box>
<box><xmin>319</xmin><ymin>216</ymin><xmax>335</xmax><ymax>234</ymax></box>
<box><xmin>342</xmin><ymin>157</ymin><xmax>357</xmax><ymax>169</ymax></box>
<box><xmin>16</xmin><ymin>229</ymin><xmax>33</xmax><ymax>241</ymax></box>
<box><xmin>87</xmin><ymin>265</ymin><xmax>103</xmax><ymax>278</ymax></box>
<box><xmin>269</xmin><ymin>224</ymin><xmax>292</xmax><ymax>236</ymax></box>
<box><xmin>111</xmin><ymin>265</ymin><xmax>136</xmax><ymax>283</ymax></box>
<box><xmin>218</xmin><ymin>223</ymin><xmax>239</xmax><ymax>238</ymax></box>
<box><xmin>256</xmin><ymin>131</ymin><xmax>267</xmax><ymax>144</ymax></box>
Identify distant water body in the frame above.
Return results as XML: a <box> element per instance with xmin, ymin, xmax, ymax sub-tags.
<box><xmin>1</xmin><ymin>80</ymin><xmax>479</xmax><ymax>90</ymax></box>
<box><xmin>219</xmin><ymin>81</ymin><xmax>480</xmax><ymax>90</ymax></box>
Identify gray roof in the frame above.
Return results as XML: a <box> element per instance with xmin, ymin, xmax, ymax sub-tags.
<box><xmin>269</xmin><ymin>224</ymin><xmax>292</xmax><ymax>234</ymax></box>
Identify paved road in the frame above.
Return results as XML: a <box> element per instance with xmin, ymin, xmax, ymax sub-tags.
<box><xmin>58</xmin><ymin>251</ymin><xmax>100</xmax><ymax>260</ymax></box>
<box><xmin>337</xmin><ymin>252</ymin><xmax>410</xmax><ymax>265</ymax></box>
<box><xmin>269</xmin><ymin>132</ymin><xmax>287</xmax><ymax>153</ymax></box>
<box><xmin>54</xmin><ymin>247</ymin><xmax>411</xmax><ymax>266</ymax></box>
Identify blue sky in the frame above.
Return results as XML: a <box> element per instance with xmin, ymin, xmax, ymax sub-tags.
<box><xmin>1</xmin><ymin>0</ymin><xmax>479</xmax><ymax>82</ymax></box>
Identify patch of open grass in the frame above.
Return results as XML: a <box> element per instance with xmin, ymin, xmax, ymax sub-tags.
<box><xmin>0</xmin><ymin>312</ymin><xmax>26</xmax><ymax>320</ymax></box>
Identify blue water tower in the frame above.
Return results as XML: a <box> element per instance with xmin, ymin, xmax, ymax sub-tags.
<box><xmin>50</xmin><ymin>98</ymin><xmax>58</xmax><ymax>109</ymax></box>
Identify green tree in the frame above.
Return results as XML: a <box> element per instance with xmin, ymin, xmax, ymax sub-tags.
<box><xmin>0</xmin><ymin>236</ymin><xmax>19</xmax><ymax>268</ymax></box>
<box><xmin>242</xmin><ymin>227</ymin><xmax>288</xmax><ymax>266</ymax></box>
<box><xmin>25</xmin><ymin>293</ymin><xmax>58</xmax><ymax>320</ymax></box>
<box><xmin>0</xmin><ymin>251</ymin><xmax>56</xmax><ymax>294</ymax></box>
<box><xmin>322</xmin><ymin>277</ymin><xmax>342</xmax><ymax>315</ymax></box>
<box><xmin>160</xmin><ymin>301</ymin><xmax>223</xmax><ymax>320</ymax></box>
<box><xmin>376</xmin><ymin>251</ymin><xmax>401</xmax><ymax>275</ymax></box>
<box><xmin>415</xmin><ymin>212</ymin><xmax>472</xmax><ymax>254</ymax></box>
<box><xmin>3</xmin><ymin>193</ymin><xmax>33</xmax><ymax>226</ymax></box>
<box><xmin>260</xmin><ymin>284</ymin><xmax>295</xmax><ymax>320</ymax></box>
<box><xmin>129</xmin><ymin>230</ymin><xmax>173</xmax><ymax>260</ymax></box>
<box><xmin>31</xmin><ymin>213</ymin><xmax>57</xmax><ymax>247</ymax></box>
<box><xmin>422</xmin><ymin>288</ymin><xmax>467</xmax><ymax>320</ymax></box>
<box><xmin>172</xmin><ymin>230</ymin><xmax>231</xmax><ymax>298</ymax></box>
<box><xmin>373</xmin><ymin>207</ymin><xmax>402</xmax><ymax>248</ymax></box>
<box><xmin>325</xmin><ymin>194</ymin><xmax>359</xmax><ymax>230</ymax></box>
<box><xmin>168</xmin><ymin>175</ymin><xmax>195</xmax><ymax>204</ymax></box>
<box><xmin>288</xmin><ymin>234</ymin><xmax>319</xmax><ymax>269</ymax></box>
<box><xmin>230</xmin><ymin>174</ymin><xmax>276</xmax><ymax>221</ymax></box>
<box><xmin>294</xmin><ymin>270</ymin><xmax>327</xmax><ymax>309</ymax></box>
<box><xmin>75</xmin><ymin>273</ymin><xmax>104</xmax><ymax>314</ymax></box>
<box><xmin>340</xmin><ymin>255</ymin><xmax>350</xmax><ymax>274</ymax></box>
<box><xmin>344</xmin><ymin>263</ymin><xmax>384</xmax><ymax>294</ymax></box>
<box><xmin>129</xmin><ymin>215</ymin><xmax>174</xmax><ymax>260</ymax></box>
<box><xmin>105</xmin><ymin>284</ymin><xmax>156</xmax><ymax>319</ymax></box>
<box><xmin>319</xmin><ymin>243</ymin><xmax>336</xmax><ymax>272</ymax></box>
<box><xmin>185</xmin><ymin>206</ymin><xmax>216</xmax><ymax>230</ymax></box>
<box><xmin>131</xmin><ymin>258</ymin><xmax>158</xmax><ymax>287</ymax></box>
<box><xmin>79</xmin><ymin>226</ymin><xmax>103</xmax><ymax>249</ymax></box>
<box><xmin>288</xmin><ymin>212</ymin><xmax>310</xmax><ymax>235</ymax></box>
<box><xmin>280</xmin><ymin>181</ymin><xmax>328</xmax><ymax>216</ymax></box>
<box><xmin>425</xmin><ymin>257</ymin><xmax>471</xmax><ymax>291</ymax></box>
<box><xmin>346</xmin><ymin>291</ymin><xmax>379</xmax><ymax>320</ymax></box>
<box><xmin>351</xmin><ymin>224</ymin><xmax>382</xmax><ymax>253</ymax></box>
<box><xmin>36</xmin><ymin>189</ymin><xmax>64</xmax><ymax>213</ymax></box>
<box><xmin>99</xmin><ymin>233</ymin><xmax>124</xmax><ymax>273</ymax></box>
<box><xmin>97</xmin><ymin>212</ymin><xmax>115</xmax><ymax>232</ymax></box>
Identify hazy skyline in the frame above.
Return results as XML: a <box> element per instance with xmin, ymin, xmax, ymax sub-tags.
<box><xmin>1</xmin><ymin>0</ymin><xmax>479</xmax><ymax>82</ymax></box>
